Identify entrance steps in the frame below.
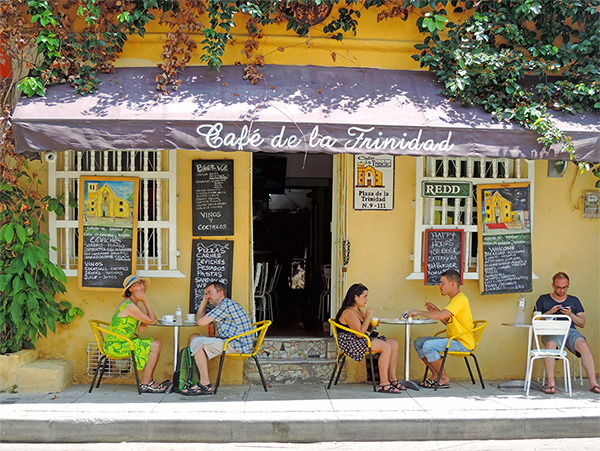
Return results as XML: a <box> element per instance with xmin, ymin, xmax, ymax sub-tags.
<box><xmin>244</xmin><ymin>337</ymin><xmax>344</xmax><ymax>385</ymax></box>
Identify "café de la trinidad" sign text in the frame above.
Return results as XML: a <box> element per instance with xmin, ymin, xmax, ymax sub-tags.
<box><xmin>195</xmin><ymin>123</ymin><xmax>456</xmax><ymax>154</ymax></box>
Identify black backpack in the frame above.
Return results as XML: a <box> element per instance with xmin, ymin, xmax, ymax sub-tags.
<box><xmin>173</xmin><ymin>346</ymin><xmax>199</xmax><ymax>393</ymax></box>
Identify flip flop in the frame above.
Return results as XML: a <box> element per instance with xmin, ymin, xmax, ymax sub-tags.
<box><xmin>378</xmin><ymin>383</ymin><xmax>403</xmax><ymax>394</ymax></box>
<box><xmin>390</xmin><ymin>380</ymin><xmax>407</xmax><ymax>390</ymax></box>
<box><xmin>590</xmin><ymin>385</ymin><xmax>600</xmax><ymax>394</ymax></box>
<box><xmin>544</xmin><ymin>386</ymin><xmax>556</xmax><ymax>394</ymax></box>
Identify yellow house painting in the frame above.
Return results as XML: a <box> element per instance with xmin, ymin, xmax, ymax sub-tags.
<box><xmin>356</xmin><ymin>163</ymin><xmax>383</xmax><ymax>187</ymax></box>
<box><xmin>484</xmin><ymin>190</ymin><xmax>514</xmax><ymax>223</ymax></box>
<box><xmin>87</xmin><ymin>183</ymin><xmax>131</xmax><ymax>219</ymax></box>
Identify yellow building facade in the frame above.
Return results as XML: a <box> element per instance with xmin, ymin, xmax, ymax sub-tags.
<box><xmin>23</xmin><ymin>5</ymin><xmax>598</xmax><ymax>388</ymax></box>
<box><xmin>87</xmin><ymin>183</ymin><xmax>131</xmax><ymax>219</ymax></box>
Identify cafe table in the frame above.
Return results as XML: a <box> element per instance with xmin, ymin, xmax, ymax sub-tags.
<box><xmin>498</xmin><ymin>323</ymin><xmax>544</xmax><ymax>392</ymax></box>
<box><xmin>379</xmin><ymin>317</ymin><xmax>437</xmax><ymax>391</ymax></box>
<box><xmin>150</xmin><ymin>320</ymin><xmax>198</xmax><ymax>392</ymax></box>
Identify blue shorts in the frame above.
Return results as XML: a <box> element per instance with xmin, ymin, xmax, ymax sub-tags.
<box><xmin>542</xmin><ymin>328</ymin><xmax>585</xmax><ymax>357</ymax></box>
<box><xmin>414</xmin><ymin>336</ymin><xmax>471</xmax><ymax>363</ymax></box>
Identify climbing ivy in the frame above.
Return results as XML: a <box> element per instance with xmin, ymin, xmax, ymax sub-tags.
<box><xmin>409</xmin><ymin>0</ymin><xmax>600</xmax><ymax>179</ymax></box>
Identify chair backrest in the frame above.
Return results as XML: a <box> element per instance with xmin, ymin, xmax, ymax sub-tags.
<box><xmin>253</xmin><ymin>263</ymin><xmax>262</xmax><ymax>294</ymax></box>
<box><xmin>471</xmin><ymin>320</ymin><xmax>488</xmax><ymax>351</ymax></box>
<box><xmin>321</xmin><ymin>264</ymin><xmax>331</xmax><ymax>290</ymax></box>
<box><xmin>256</xmin><ymin>262</ymin><xmax>269</xmax><ymax>295</ymax></box>
<box><xmin>532</xmin><ymin>314</ymin><xmax>572</xmax><ymax>352</ymax></box>
<box><xmin>250</xmin><ymin>320</ymin><xmax>271</xmax><ymax>356</ymax></box>
<box><xmin>89</xmin><ymin>319</ymin><xmax>110</xmax><ymax>353</ymax></box>
<box><xmin>328</xmin><ymin>319</ymin><xmax>372</xmax><ymax>352</ymax></box>
<box><xmin>266</xmin><ymin>264</ymin><xmax>281</xmax><ymax>293</ymax></box>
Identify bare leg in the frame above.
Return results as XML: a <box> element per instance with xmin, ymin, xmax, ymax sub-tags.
<box><xmin>193</xmin><ymin>346</ymin><xmax>212</xmax><ymax>386</ymax></box>
<box><xmin>141</xmin><ymin>339</ymin><xmax>162</xmax><ymax>385</ymax></box>
<box><xmin>421</xmin><ymin>357</ymin><xmax>449</xmax><ymax>385</ymax></box>
<box><xmin>372</xmin><ymin>339</ymin><xmax>392</xmax><ymax>387</ymax></box>
<box><xmin>544</xmin><ymin>340</ymin><xmax>558</xmax><ymax>389</ymax></box>
<box><xmin>386</xmin><ymin>338</ymin><xmax>400</xmax><ymax>382</ymax></box>
<box><xmin>574</xmin><ymin>338</ymin><xmax>598</xmax><ymax>388</ymax></box>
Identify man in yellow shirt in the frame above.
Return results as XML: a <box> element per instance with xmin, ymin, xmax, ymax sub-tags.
<box><xmin>406</xmin><ymin>269</ymin><xmax>474</xmax><ymax>389</ymax></box>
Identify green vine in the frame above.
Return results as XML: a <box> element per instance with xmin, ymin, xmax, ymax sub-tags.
<box><xmin>410</xmin><ymin>0</ymin><xmax>600</xmax><ymax>182</ymax></box>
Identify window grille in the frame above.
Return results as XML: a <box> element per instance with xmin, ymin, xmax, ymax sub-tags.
<box><xmin>408</xmin><ymin>156</ymin><xmax>534</xmax><ymax>280</ymax></box>
<box><xmin>47</xmin><ymin>150</ymin><xmax>181</xmax><ymax>277</ymax></box>
<box><xmin>86</xmin><ymin>342</ymin><xmax>132</xmax><ymax>378</ymax></box>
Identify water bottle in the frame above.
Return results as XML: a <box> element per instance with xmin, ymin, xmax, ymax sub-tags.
<box><xmin>515</xmin><ymin>294</ymin><xmax>526</xmax><ymax>324</ymax></box>
<box><xmin>175</xmin><ymin>305</ymin><xmax>182</xmax><ymax>325</ymax></box>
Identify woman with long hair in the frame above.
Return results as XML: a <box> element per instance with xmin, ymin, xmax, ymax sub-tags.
<box><xmin>335</xmin><ymin>283</ymin><xmax>403</xmax><ymax>393</ymax></box>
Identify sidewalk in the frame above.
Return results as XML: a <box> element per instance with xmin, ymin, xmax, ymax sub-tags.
<box><xmin>1</xmin><ymin>380</ymin><xmax>599</xmax><ymax>443</ymax></box>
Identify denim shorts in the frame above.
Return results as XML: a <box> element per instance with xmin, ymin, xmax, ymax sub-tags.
<box><xmin>414</xmin><ymin>336</ymin><xmax>471</xmax><ymax>363</ymax></box>
<box><xmin>541</xmin><ymin>328</ymin><xmax>585</xmax><ymax>357</ymax></box>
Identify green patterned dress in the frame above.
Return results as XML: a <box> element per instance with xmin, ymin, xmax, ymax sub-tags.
<box><xmin>103</xmin><ymin>301</ymin><xmax>152</xmax><ymax>369</ymax></box>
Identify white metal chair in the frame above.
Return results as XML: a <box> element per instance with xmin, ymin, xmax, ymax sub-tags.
<box><xmin>318</xmin><ymin>264</ymin><xmax>331</xmax><ymax>321</ymax></box>
<box><xmin>539</xmin><ymin>352</ymin><xmax>584</xmax><ymax>387</ymax></box>
<box><xmin>254</xmin><ymin>262</ymin><xmax>270</xmax><ymax>322</ymax></box>
<box><xmin>264</xmin><ymin>263</ymin><xmax>281</xmax><ymax>318</ymax></box>
<box><xmin>526</xmin><ymin>314</ymin><xmax>572</xmax><ymax>397</ymax></box>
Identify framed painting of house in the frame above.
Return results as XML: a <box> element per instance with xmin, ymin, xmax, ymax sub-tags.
<box><xmin>477</xmin><ymin>182</ymin><xmax>532</xmax><ymax>295</ymax></box>
<box><xmin>78</xmin><ymin>176</ymin><xmax>139</xmax><ymax>291</ymax></box>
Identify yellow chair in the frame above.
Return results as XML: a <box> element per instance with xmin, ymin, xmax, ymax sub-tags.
<box><xmin>327</xmin><ymin>319</ymin><xmax>378</xmax><ymax>392</ymax></box>
<box><xmin>423</xmin><ymin>320</ymin><xmax>488</xmax><ymax>391</ymax></box>
<box><xmin>89</xmin><ymin>320</ymin><xmax>141</xmax><ymax>394</ymax></box>
<box><xmin>214</xmin><ymin>320</ymin><xmax>271</xmax><ymax>394</ymax></box>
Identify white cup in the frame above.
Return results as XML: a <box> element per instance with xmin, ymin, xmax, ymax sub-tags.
<box><xmin>186</xmin><ymin>314</ymin><xmax>195</xmax><ymax>322</ymax></box>
<box><xmin>533</xmin><ymin>311</ymin><xmax>541</xmax><ymax>318</ymax></box>
<box><xmin>162</xmin><ymin>314</ymin><xmax>175</xmax><ymax>323</ymax></box>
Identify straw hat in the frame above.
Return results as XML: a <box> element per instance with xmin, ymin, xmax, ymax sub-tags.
<box><xmin>122</xmin><ymin>274</ymin><xmax>150</xmax><ymax>297</ymax></box>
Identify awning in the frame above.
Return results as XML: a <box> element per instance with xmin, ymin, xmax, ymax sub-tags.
<box><xmin>12</xmin><ymin>65</ymin><xmax>600</xmax><ymax>161</ymax></box>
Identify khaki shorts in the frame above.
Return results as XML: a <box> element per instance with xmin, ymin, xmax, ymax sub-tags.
<box><xmin>189</xmin><ymin>336</ymin><xmax>239</xmax><ymax>360</ymax></box>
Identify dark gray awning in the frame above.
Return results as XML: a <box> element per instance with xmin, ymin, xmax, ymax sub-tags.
<box><xmin>12</xmin><ymin>65</ymin><xmax>600</xmax><ymax>161</ymax></box>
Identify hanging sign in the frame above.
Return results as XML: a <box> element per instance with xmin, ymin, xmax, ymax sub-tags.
<box><xmin>353</xmin><ymin>155</ymin><xmax>394</xmax><ymax>210</ymax></box>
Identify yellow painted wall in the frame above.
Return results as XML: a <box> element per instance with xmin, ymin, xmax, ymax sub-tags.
<box><xmin>343</xmin><ymin>158</ymin><xmax>600</xmax><ymax>382</ymax></box>
<box><xmin>28</xmin><ymin>6</ymin><xmax>599</xmax><ymax>386</ymax></box>
<box><xmin>35</xmin><ymin>150</ymin><xmax>252</xmax><ymax>385</ymax></box>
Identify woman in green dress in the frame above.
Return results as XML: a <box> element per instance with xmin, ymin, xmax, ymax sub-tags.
<box><xmin>104</xmin><ymin>274</ymin><xmax>166</xmax><ymax>393</ymax></box>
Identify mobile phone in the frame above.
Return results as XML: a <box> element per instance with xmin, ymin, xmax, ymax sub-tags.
<box><xmin>402</xmin><ymin>310</ymin><xmax>410</xmax><ymax>319</ymax></box>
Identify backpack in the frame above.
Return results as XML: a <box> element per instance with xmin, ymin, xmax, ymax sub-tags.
<box><xmin>173</xmin><ymin>346</ymin><xmax>199</xmax><ymax>393</ymax></box>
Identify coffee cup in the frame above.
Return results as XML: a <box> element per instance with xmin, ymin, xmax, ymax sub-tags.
<box><xmin>186</xmin><ymin>314</ymin><xmax>195</xmax><ymax>322</ymax></box>
<box><xmin>162</xmin><ymin>314</ymin><xmax>175</xmax><ymax>323</ymax></box>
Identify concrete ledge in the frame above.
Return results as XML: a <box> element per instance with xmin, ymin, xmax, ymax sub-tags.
<box><xmin>2</xmin><ymin>415</ymin><xmax>599</xmax><ymax>443</ymax></box>
<box><xmin>0</xmin><ymin>350</ymin><xmax>38</xmax><ymax>391</ymax></box>
<box><xmin>17</xmin><ymin>359</ymin><xmax>74</xmax><ymax>393</ymax></box>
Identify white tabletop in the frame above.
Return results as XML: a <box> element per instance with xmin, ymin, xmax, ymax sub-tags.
<box><xmin>501</xmin><ymin>323</ymin><xmax>532</xmax><ymax>328</ymax></box>
<box><xmin>153</xmin><ymin>320</ymin><xmax>198</xmax><ymax>327</ymax></box>
<box><xmin>379</xmin><ymin>318</ymin><xmax>437</xmax><ymax>325</ymax></box>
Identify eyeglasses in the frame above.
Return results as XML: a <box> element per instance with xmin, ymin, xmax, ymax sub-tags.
<box><xmin>554</xmin><ymin>285</ymin><xmax>569</xmax><ymax>291</ymax></box>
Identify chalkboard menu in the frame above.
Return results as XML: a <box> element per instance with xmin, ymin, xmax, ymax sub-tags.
<box><xmin>192</xmin><ymin>159</ymin><xmax>234</xmax><ymax>236</ymax></box>
<box><xmin>424</xmin><ymin>229</ymin><xmax>464</xmax><ymax>285</ymax></box>
<box><xmin>189</xmin><ymin>239</ymin><xmax>234</xmax><ymax>312</ymax></box>
<box><xmin>78</xmin><ymin>177</ymin><xmax>139</xmax><ymax>291</ymax></box>
<box><xmin>477</xmin><ymin>183</ymin><xmax>532</xmax><ymax>295</ymax></box>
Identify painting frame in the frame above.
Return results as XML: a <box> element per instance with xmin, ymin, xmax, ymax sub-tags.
<box><xmin>78</xmin><ymin>176</ymin><xmax>139</xmax><ymax>291</ymax></box>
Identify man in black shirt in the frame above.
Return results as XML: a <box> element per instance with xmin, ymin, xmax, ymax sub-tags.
<box><xmin>534</xmin><ymin>272</ymin><xmax>598</xmax><ymax>394</ymax></box>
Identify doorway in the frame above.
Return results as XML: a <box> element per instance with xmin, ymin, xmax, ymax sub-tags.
<box><xmin>253</xmin><ymin>153</ymin><xmax>333</xmax><ymax>337</ymax></box>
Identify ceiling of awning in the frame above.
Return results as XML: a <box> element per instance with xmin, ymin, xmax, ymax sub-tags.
<box><xmin>11</xmin><ymin>65</ymin><xmax>600</xmax><ymax>162</ymax></box>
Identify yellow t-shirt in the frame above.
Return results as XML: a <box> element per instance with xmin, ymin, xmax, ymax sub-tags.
<box><xmin>444</xmin><ymin>292</ymin><xmax>474</xmax><ymax>349</ymax></box>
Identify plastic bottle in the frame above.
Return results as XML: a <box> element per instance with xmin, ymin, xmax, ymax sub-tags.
<box><xmin>515</xmin><ymin>294</ymin><xmax>526</xmax><ymax>324</ymax></box>
<box><xmin>175</xmin><ymin>305</ymin><xmax>182</xmax><ymax>325</ymax></box>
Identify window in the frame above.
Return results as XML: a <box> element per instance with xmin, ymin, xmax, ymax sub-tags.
<box><xmin>47</xmin><ymin>149</ymin><xmax>182</xmax><ymax>278</ymax></box>
<box><xmin>408</xmin><ymin>156</ymin><xmax>534</xmax><ymax>280</ymax></box>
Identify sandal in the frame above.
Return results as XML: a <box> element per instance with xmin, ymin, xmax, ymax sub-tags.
<box><xmin>390</xmin><ymin>380</ymin><xmax>407</xmax><ymax>390</ymax></box>
<box><xmin>378</xmin><ymin>383</ymin><xmax>403</xmax><ymax>394</ymax></box>
<box><xmin>544</xmin><ymin>386</ymin><xmax>556</xmax><ymax>394</ymax></box>
<box><xmin>420</xmin><ymin>379</ymin><xmax>450</xmax><ymax>389</ymax></box>
<box><xmin>590</xmin><ymin>385</ymin><xmax>600</xmax><ymax>394</ymax></box>
<box><xmin>140</xmin><ymin>380</ymin><xmax>167</xmax><ymax>394</ymax></box>
<box><xmin>181</xmin><ymin>382</ymin><xmax>214</xmax><ymax>396</ymax></box>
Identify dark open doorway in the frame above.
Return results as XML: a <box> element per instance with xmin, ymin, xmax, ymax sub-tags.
<box><xmin>253</xmin><ymin>153</ymin><xmax>333</xmax><ymax>337</ymax></box>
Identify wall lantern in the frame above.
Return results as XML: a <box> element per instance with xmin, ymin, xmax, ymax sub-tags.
<box><xmin>547</xmin><ymin>160</ymin><xmax>569</xmax><ymax>177</ymax></box>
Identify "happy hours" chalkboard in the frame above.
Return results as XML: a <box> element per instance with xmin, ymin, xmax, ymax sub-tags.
<box><xmin>424</xmin><ymin>229</ymin><xmax>464</xmax><ymax>285</ymax></box>
<box><xmin>192</xmin><ymin>159</ymin><xmax>234</xmax><ymax>236</ymax></box>
<box><xmin>189</xmin><ymin>239</ymin><xmax>234</xmax><ymax>313</ymax></box>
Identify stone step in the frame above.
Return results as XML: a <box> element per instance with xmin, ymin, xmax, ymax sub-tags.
<box><xmin>17</xmin><ymin>359</ymin><xmax>74</xmax><ymax>393</ymax></box>
<box><xmin>258</xmin><ymin>337</ymin><xmax>338</xmax><ymax>361</ymax></box>
<box><xmin>244</xmin><ymin>358</ymin><xmax>344</xmax><ymax>385</ymax></box>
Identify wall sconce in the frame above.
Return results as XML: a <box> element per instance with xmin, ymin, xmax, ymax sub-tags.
<box><xmin>547</xmin><ymin>160</ymin><xmax>568</xmax><ymax>177</ymax></box>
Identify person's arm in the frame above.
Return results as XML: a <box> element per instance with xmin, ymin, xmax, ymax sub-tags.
<box><xmin>561</xmin><ymin>307</ymin><xmax>585</xmax><ymax>328</ymax></box>
<box><xmin>195</xmin><ymin>294</ymin><xmax>209</xmax><ymax>321</ymax></box>
<box><xmin>120</xmin><ymin>298</ymin><xmax>156</xmax><ymax>325</ymax></box>
<box><xmin>342</xmin><ymin>309</ymin><xmax>371</xmax><ymax>335</ymax></box>
<box><xmin>406</xmin><ymin>308</ymin><xmax>453</xmax><ymax>323</ymax></box>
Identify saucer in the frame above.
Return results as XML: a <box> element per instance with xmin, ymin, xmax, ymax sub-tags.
<box><xmin>184</xmin><ymin>320</ymin><xmax>196</xmax><ymax>324</ymax></box>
